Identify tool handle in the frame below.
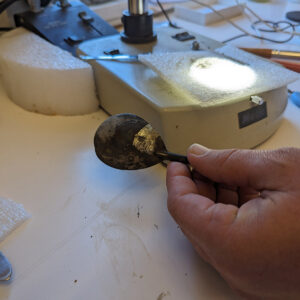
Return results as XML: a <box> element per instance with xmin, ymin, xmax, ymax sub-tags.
<box><xmin>240</xmin><ymin>48</ymin><xmax>272</xmax><ymax>58</ymax></box>
<box><xmin>156</xmin><ymin>151</ymin><xmax>189</xmax><ymax>164</ymax></box>
<box><xmin>271</xmin><ymin>59</ymin><xmax>300</xmax><ymax>73</ymax></box>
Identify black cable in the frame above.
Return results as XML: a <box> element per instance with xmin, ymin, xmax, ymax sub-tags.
<box><xmin>190</xmin><ymin>0</ymin><xmax>298</xmax><ymax>45</ymax></box>
<box><xmin>223</xmin><ymin>20</ymin><xmax>297</xmax><ymax>44</ymax></box>
<box><xmin>251</xmin><ymin>20</ymin><xmax>297</xmax><ymax>34</ymax></box>
<box><xmin>222</xmin><ymin>34</ymin><xmax>248</xmax><ymax>43</ymax></box>
<box><xmin>156</xmin><ymin>0</ymin><xmax>180</xmax><ymax>29</ymax></box>
<box><xmin>0</xmin><ymin>27</ymin><xmax>13</xmax><ymax>31</ymax></box>
<box><xmin>0</xmin><ymin>0</ymin><xmax>19</xmax><ymax>14</ymax></box>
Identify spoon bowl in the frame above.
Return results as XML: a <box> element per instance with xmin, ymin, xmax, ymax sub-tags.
<box><xmin>94</xmin><ymin>113</ymin><xmax>188</xmax><ymax>170</ymax></box>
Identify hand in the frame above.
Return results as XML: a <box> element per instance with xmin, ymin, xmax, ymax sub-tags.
<box><xmin>166</xmin><ymin>144</ymin><xmax>300</xmax><ymax>300</ymax></box>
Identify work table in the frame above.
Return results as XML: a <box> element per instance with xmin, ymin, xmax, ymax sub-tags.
<box><xmin>1</xmin><ymin>1</ymin><xmax>300</xmax><ymax>299</ymax></box>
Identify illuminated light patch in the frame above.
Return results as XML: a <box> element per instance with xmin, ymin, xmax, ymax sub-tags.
<box><xmin>189</xmin><ymin>57</ymin><xmax>257</xmax><ymax>92</ymax></box>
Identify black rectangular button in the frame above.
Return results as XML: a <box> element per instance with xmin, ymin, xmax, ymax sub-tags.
<box><xmin>238</xmin><ymin>102</ymin><xmax>267</xmax><ymax>129</ymax></box>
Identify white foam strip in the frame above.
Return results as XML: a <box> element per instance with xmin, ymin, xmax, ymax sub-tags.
<box><xmin>0</xmin><ymin>197</ymin><xmax>30</xmax><ymax>243</ymax></box>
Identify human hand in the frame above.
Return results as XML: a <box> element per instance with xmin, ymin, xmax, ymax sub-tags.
<box><xmin>166</xmin><ymin>145</ymin><xmax>300</xmax><ymax>299</ymax></box>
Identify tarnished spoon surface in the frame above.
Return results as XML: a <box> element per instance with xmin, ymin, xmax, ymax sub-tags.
<box><xmin>94</xmin><ymin>113</ymin><xmax>167</xmax><ymax>170</ymax></box>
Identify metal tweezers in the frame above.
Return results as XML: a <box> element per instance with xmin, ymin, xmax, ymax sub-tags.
<box><xmin>79</xmin><ymin>54</ymin><xmax>139</xmax><ymax>62</ymax></box>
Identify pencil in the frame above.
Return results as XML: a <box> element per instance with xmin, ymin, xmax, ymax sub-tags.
<box><xmin>240</xmin><ymin>48</ymin><xmax>300</xmax><ymax>60</ymax></box>
<box><xmin>240</xmin><ymin>48</ymin><xmax>300</xmax><ymax>73</ymax></box>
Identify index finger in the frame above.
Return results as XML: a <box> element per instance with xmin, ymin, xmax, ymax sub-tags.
<box><xmin>166</xmin><ymin>162</ymin><xmax>238</xmax><ymax>241</ymax></box>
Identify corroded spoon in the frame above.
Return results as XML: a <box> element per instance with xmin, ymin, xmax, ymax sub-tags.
<box><xmin>94</xmin><ymin>113</ymin><xmax>188</xmax><ymax>170</ymax></box>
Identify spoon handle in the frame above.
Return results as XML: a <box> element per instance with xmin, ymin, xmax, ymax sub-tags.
<box><xmin>156</xmin><ymin>151</ymin><xmax>189</xmax><ymax>164</ymax></box>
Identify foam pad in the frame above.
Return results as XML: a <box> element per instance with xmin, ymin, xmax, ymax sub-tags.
<box><xmin>0</xmin><ymin>28</ymin><xmax>99</xmax><ymax>115</ymax></box>
<box><xmin>0</xmin><ymin>196</ymin><xmax>30</xmax><ymax>242</ymax></box>
<box><xmin>139</xmin><ymin>45</ymin><xmax>299</xmax><ymax>106</ymax></box>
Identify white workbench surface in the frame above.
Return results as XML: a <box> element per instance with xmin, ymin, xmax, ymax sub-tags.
<box><xmin>1</xmin><ymin>1</ymin><xmax>300</xmax><ymax>299</ymax></box>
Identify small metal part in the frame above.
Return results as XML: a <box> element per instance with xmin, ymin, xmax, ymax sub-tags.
<box><xmin>64</xmin><ymin>35</ymin><xmax>83</xmax><ymax>46</ymax></box>
<box><xmin>128</xmin><ymin>0</ymin><xmax>147</xmax><ymax>15</ymax></box>
<box><xmin>250</xmin><ymin>95</ymin><xmax>264</xmax><ymax>105</ymax></box>
<box><xmin>103</xmin><ymin>49</ymin><xmax>121</xmax><ymax>55</ymax></box>
<box><xmin>0</xmin><ymin>252</ymin><xmax>12</xmax><ymax>282</ymax></box>
<box><xmin>191</xmin><ymin>41</ymin><xmax>200</xmax><ymax>51</ymax></box>
<box><xmin>172</xmin><ymin>32</ymin><xmax>195</xmax><ymax>42</ymax></box>
<box><xmin>78</xmin><ymin>11</ymin><xmax>94</xmax><ymax>24</ymax></box>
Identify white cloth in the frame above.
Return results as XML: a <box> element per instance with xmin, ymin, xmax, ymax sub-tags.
<box><xmin>139</xmin><ymin>46</ymin><xmax>299</xmax><ymax>105</ymax></box>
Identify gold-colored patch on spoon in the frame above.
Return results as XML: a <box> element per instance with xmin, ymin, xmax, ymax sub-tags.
<box><xmin>133</xmin><ymin>124</ymin><xmax>159</xmax><ymax>155</ymax></box>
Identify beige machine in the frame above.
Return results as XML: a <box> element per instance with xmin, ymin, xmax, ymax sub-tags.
<box><xmin>78</xmin><ymin>25</ymin><xmax>297</xmax><ymax>154</ymax></box>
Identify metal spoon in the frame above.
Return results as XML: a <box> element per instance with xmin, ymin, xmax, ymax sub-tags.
<box><xmin>94</xmin><ymin>113</ymin><xmax>188</xmax><ymax>170</ymax></box>
<box><xmin>0</xmin><ymin>252</ymin><xmax>12</xmax><ymax>281</ymax></box>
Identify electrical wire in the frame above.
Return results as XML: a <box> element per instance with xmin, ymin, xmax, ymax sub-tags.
<box><xmin>243</xmin><ymin>3</ymin><xmax>299</xmax><ymax>36</ymax></box>
<box><xmin>222</xmin><ymin>33</ymin><xmax>247</xmax><ymax>43</ymax></box>
<box><xmin>234</xmin><ymin>0</ymin><xmax>262</xmax><ymax>39</ymax></box>
<box><xmin>153</xmin><ymin>0</ymin><xmax>299</xmax><ymax>44</ymax></box>
<box><xmin>156</xmin><ymin>0</ymin><xmax>180</xmax><ymax>28</ymax></box>
<box><xmin>223</xmin><ymin>20</ymin><xmax>297</xmax><ymax>44</ymax></box>
<box><xmin>251</xmin><ymin>19</ymin><xmax>299</xmax><ymax>35</ymax></box>
<box><xmin>0</xmin><ymin>0</ymin><xmax>19</xmax><ymax>14</ymax></box>
<box><xmin>223</xmin><ymin>20</ymin><xmax>298</xmax><ymax>43</ymax></box>
<box><xmin>190</xmin><ymin>0</ymin><xmax>297</xmax><ymax>44</ymax></box>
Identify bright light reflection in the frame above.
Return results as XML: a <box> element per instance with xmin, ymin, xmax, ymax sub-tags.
<box><xmin>189</xmin><ymin>57</ymin><xmax>256</xmax><ymax>92</ymax></box>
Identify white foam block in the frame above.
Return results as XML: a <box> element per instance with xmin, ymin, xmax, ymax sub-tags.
<box><xmin>139</xmin><ymin>46</ymin><xmax>300</xmax><ymax>106</ymax></box>
<box><xmin>0</xmin><ymin>197</ymin><xmax>30</xmax><ymax>243</ymax></box>
<box><xmin>0</xmin><ymin>28</ymin><xmax>99</xmax><ymax>115</ymax></box>
<box><xmin>174</xmin><ymin>1</ymin><xmax>245</xmax><ymax>25</ymax></box>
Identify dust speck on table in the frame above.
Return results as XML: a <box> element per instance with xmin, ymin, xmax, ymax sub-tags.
<box><xmin>132</xmin><ymin>272</ymin><xmax>144</xmax><ymax>279</ymax></box>
<box><xmin>132</xmin><ymin>272</ymin><xmax>137</xmax><ymax>277</ymax></box>
<box><xmin>74</xmin><ymin>279</ymin><xmax>78</xmax><ymax>283</ymax></box>
<box><xmin>154</xmin><ymin>224</ymin><xmax>158</xmax><ymax>230</ymax></box>
<box><xmin>157</xmin><ymin>291</ymin><xmax>170</xmax><ymax>300</ymax></box>
<box><xmin>137</xmin><ymin>204</ymin><xmax>143</xmax><ymax>218</ymax></box>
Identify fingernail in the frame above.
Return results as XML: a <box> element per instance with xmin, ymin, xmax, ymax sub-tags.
<box><xmin>188</xmin><ymin>144</ymin><xmax>209</xmax><ymax>155</ymax></box>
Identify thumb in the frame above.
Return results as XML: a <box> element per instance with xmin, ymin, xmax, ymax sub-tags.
<box><xmin>187</xmin><ymin>144</ymin><xmax>292</xmax><ymax>190</ymax></box>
